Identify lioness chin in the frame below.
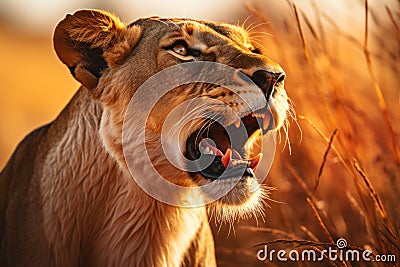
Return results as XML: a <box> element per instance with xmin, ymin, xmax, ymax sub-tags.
<box><xmin>0</xmin><ymin>10</ymin><xmax>289</xmax><ymax>267</ymax></box>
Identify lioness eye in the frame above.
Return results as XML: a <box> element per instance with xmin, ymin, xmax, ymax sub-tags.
<box><xmin>252</xmin><ymin>47</ymin><xmax>262</xmax><ymax>54</ymax></box>
<box><xmin>165</xmin><ymin>40</ymin><xmax>201</xmax><ymax>58</ymax></box>
<box><xmin>173</xmin><ymin>43</ymin><xmax>188</xmax><ymax>56</ymax></box>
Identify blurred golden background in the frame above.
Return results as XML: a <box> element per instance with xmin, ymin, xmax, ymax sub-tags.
<box><xmin>1</xmin><ymin>0</ymin><xmax>399</xmax><ymax>266</ymax></box>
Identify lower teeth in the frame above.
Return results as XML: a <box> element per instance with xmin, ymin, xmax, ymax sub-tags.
<box><xmin>200</xmin><ymin>146</ymin><xmax>213</xmax><ymax>155</ymax></box>
<box><xmin>231</xmin><ymin>159</ymin><xmax>248</xmax><ymax>167</ymax></box>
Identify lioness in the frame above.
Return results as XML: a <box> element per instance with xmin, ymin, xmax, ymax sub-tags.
<box><xmin>0</xmin><ymin>10</ymin><xmax>289</xmax><ymax>266</ymax></box>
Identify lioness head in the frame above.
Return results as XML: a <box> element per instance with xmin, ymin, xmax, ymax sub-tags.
<box><xmin>54</xmin><ymin>10</ymin><xmax>289</xmax><ymax>221</ymax></box>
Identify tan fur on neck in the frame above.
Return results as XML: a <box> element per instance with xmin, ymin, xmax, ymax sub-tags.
<box><xmin>29</xmin><ymin>89</ymin><xmax>207</xmax><ymax>266</ymax></box>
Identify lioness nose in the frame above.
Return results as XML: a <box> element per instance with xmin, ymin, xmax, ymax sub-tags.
<box><xmin>251</xmin><ymin>70</ymin><xmax>285</xmax><ymax>100</ymax></box>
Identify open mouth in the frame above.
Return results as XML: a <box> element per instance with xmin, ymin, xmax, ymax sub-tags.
<box><xmin>185</xmin><ymin>107</ymin><xmax>273</xmax><ymax>180</ymax></box>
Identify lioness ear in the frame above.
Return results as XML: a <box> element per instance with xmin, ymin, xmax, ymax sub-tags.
<box><xmin>54</xmin><ymin>9</ymin><xmax>141</xmax><ymax>90</ymax></box>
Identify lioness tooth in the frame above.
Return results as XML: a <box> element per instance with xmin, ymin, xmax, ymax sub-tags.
<box><xmin>234</xmin><ymin>120</ymin><xmax>241</xmax><ymax>128</ymax></box>
<box><xmin>209</xmin><ymin>145</ymin><xmax>223</xmax><ymax>156</ymax></box>
<box><xmin>248</xmin><ymin>153</ymin><xmax>263</xmax><ymax>170</ymax></box>
<box><xmin>204</xmin><ymin>147</ymin><xmax>213</xmax><ymax>154</ymax></box>
<box><xmin>221</xmin><ymin>148</ymin><xmax>232</xmax><ymax>168</ymax></box>
<box><xmin>200</xmin><ymin>138</ymin><xmax>223</xmax><ymax>156</ymax></box>
<box><xmin>263</xmin><ymin>114</ymin><xmax>271</xmax><ymax>130</ymax></box>
<box><xmin>254</xmin><ymin>113</ymin><xmax>265</xmax><ymax>118</ymax></box>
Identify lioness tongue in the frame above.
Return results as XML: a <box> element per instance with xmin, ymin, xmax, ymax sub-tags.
<box><xmin>221</xmin><ymin>148</ymin><xmax>263</xmax><ymax>171</ymax></box>
<box><xmin>221</xmin><ymin>148</ymin><xmax>232</xmax><ymax>168</ymax></box>
<box><xmin>200</xmin><ymin>139</ymin><xmax>263</xmax><ymax>171</ymax></box>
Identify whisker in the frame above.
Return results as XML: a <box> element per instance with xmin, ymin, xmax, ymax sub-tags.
<box><xmin>249</xmin><ymin>32</ymin><xmax>274</xmax><ymax>38</ymax></box>
<box><xmin>287</xmin><ymin>97</ymin><xmax>302</xmax><ymax>142</ymax></box>
<box><xmin>246</xmin><ymin>22</ymin><xmax>271</xmax><ymax>35</ymax></box>
<box><xmin>242</xmin><ymin>15</ymin><xmax>254</xmax><ymax>31</ymax></box>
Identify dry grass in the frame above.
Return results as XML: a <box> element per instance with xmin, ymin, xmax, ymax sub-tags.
<box><xmin>214</xmin><ymin>0</ymin><xmax>399</xmax><ymax>266</ymax></box>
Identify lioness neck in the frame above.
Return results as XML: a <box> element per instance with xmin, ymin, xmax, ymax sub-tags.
<box><xmin>39</xmin><ymin>88</ymin><xmax>205</xmax><ymax>266</ymax></box>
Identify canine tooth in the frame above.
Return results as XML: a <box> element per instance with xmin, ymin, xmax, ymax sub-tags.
<box><xmin>221</xmin><ymin>148</ymin><xmax>232</xmax><ymax>168</ymax></box>
<box><xmin>204</xmin><ymin>147</ymin><xmax>213</xmax><ymax>155</ymax></box>
<box><xmin>263</xmin><ymin>114</ymin><xmax>271</xmax><ymax>130</ymax></box>
<box><xmin>200</xmin><ymin>138</ymin><xmax>224</xmax><ymax>156</ymax></box>
<box><xmin>254</xmin><ymin>113</ymin><xmax>265</xmax><ymax>118</ymax></box>
<box><xmin>208</xmin><ymin>145</ymin><xmax>223</xmax><ymax>156</ymax></box>
<box><xmin>248</xmin><ymin>153</ymin><xmax>263</xmax><ymax>170</ymax></box>
<box><xmin>200</xmin><ymin>147</ymin><xmax>210</xmax><ymax>155</ymax></box>
<box><xmin>234</xmin><ymin>120</ymin><xmax>241</xmax><ymax>128</ymax></box>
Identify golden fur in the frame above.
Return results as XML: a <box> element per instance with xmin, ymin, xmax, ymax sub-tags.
<box><xmin>0</xmin><ymin>10</ymin><xmax>289</xmax><ymax>266</ymax></box>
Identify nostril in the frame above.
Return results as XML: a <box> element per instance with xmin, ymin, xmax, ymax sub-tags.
<box><xmin>251</xmin><ymin>70</ymin><xmax>285</xmax><ymax>100</ymax></box>
<box><xmin>276</xmin><ymin>73</ymin><xmax>285</xmax><ymax>84</ymax></box>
